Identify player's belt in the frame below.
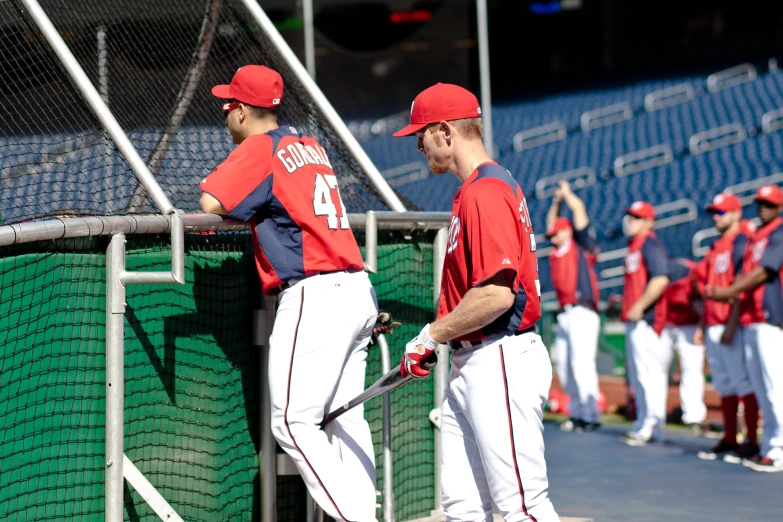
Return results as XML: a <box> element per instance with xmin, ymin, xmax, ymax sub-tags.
<box><xmin>275</xmin><ymin>267</ymin><xmax>362</xmax><ymax>293</ymax></box>
<box><xmin>447</xmin><ymin>326</ymin><xmax>536</xmax><ymax>351</ymax></box>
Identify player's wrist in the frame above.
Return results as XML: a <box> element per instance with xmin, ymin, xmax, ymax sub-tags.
<box><xmin>419</xmin><ymin>323</ymin><xmax>440</xmax><ymax>351</ymax></box>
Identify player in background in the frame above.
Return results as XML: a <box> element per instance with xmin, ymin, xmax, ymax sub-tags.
<box><xmin>618</xmin><ymin>202</ymin><xmax>670</xmax><ymax>446</ymax></box>
<box><xmin>545</xmin><ymin>180</ymin><xmax>601</xmax><ymax>432</ymax></box>
<box><xmin>661</xmin><ymin>259</ymin><xmax>707</xmax><ymax>431</ymax></box>
<box><xmin>393</xmin><ymin>83</ymin><xmax>559</xmax><ymax>521</ymax></box>
<box><xmin>200</xmin><ymin>65</ymin><xmax>380</xmax><ymax>520</ymax></box>
<box><xmin>707</xmin><ymin>185</ymin><xmax>783</xmax><ymax>472</ymax></box>
<box><xmin>693</xmin><ymin>194</ymin><xmax>759</xmax><ymax>462</ymax></box>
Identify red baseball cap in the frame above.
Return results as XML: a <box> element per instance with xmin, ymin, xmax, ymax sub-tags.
<box><xmin>211</xmin><ymin>65</ymin><xmax>283</xmax><ymax>108</ymax></box>
<box><xmin>706</xmin><ymin>193</ymin><xmax>741</xmax><ymax>213</ymax></box>
<box><xmin>393</xmin><ymin>83</ymin><xmax>482</xmax><ymax>137</ymax></box>
<box><xmin>625</xmin><ymin>201</ymin><xmax>655</xmax><ymax>220</ymax></box>
<box><xmin>755</xmin><ymin>185</ymin><xmax>783</xmax><ymax>206</ymax></box>
<box><xmin>545</xmin><ymin>217</ymin><xmax>572</xmax><ymax>238</ymax></box>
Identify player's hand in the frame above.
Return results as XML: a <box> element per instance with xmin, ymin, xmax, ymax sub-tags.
<box><xmin>401</xmin><ymin>323</ymin><xmax>438</xmax><ymax>378</ymax></box>
<box><xmin>720</xmin><ymin>327</ymin><xmax>736</xmax><ymax>345</ymax></box>
<box><xmin>704</xmin><ymin>285</ymin><xmax>736</xmax><ymax>303</ymax></box>
<box><xmin>558</xmin><ymin>180</ymin><xmax>572</xmax><ymax>194</ymax></box>
<box><xmin>693</xmin><ymin>326</ymin><xmax>705</xmax><ymax>346</ymax></box>
<box><xmin>626</xmin><ymin>303</ymin><xmax>644</xmax><ymax>322</ymax></box>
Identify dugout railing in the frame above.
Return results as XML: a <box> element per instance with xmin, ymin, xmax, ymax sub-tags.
<box><xmin>0</xmin><ymin>210</ymin><xmax>452</xmax><ymax>522</ymax></box>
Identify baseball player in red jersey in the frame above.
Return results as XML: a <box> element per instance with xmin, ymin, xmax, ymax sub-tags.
<box><xmin>693</xmin><ymin>194</ymin><xmax>759</xmax><ymax>462</ymax></box>
<box><xmin>661</xmin><ymin>259</ymin><xmax>707</xmax><ymax>429</ymax></box>
<box><xmin>393</xmin><ymin>83</ymin><xmax>558</xmax><ymax>521</ymax></box>
<box><xmin>199</xmin><ymin>65</ymin><xmax>381</xmax><ymax>519</ymax></box>
<box><xmin>619</xmin><ymin>201</ymin><xmax>671</xmax><ymax>446</ymax></box>
<box><xmin>545</xmin><ymin>181</ymin><xmax>601</xmax><ymax>432</ymax></box>
<box><xmin>708</xmin><ymin>185</ymin><xmax>783</xmax><ymax>472</ymax></box>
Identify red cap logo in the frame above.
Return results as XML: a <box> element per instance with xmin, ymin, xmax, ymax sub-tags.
<box><xmin>706</xmin><ymin>193</ymin><xmax>741</xmax><ymax>213</ymax></box>
<box><xmin>211</xmin><ymin>65</ymin><xmax>284</xmax><ymax>108</ymax></box>
<box><xmin>755</xmin><ymin>185</ymin><xmax>783</xmax><ymax>206</ymax></box>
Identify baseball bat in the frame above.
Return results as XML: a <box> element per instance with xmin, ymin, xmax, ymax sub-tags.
<box><xmin>320</xmin><ymin>351</ymin><xmax>438</xmax><ymax>427</ymax></box>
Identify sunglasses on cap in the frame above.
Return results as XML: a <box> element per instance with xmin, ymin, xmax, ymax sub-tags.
<box><xmin>708</xmin><ymin>209</ymin><xmax>727</xmax><ymax>216</ymax></box>
<box><xmin>222</xmin><ymin>101</ymin><xmax>240</xmax><ymax>118</ymax></box>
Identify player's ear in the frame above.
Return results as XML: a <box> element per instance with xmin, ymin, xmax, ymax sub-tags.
<box><xmin>440</xmin><ymin>121</ymin><xmax>451</xmax><ymax>142</ymax></box>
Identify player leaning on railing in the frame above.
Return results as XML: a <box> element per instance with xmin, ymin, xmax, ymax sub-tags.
<box><xmin>394</xmin><ymin>83</ymin><xmax>559</xmax><ymax>522</ymax></box>
<box><xmin>199</xmin><ymin>65</ymin><xmax>381</xmax><ymax>521</ymax></box>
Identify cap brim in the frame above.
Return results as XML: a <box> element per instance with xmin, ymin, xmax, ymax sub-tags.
<box><xmin>211</xmin><ymin>84</ymin><xmax>232</xmax><ymax>99</ymax></box>
<box><xmin>755</xmin><ymin>195</ymin><xmax>783</xmax><ymax>205</ymax></box>
<box><xmin>392</xmin><ymin>122</ymin><xmax>428</xmax><ymax>137</ymax></box>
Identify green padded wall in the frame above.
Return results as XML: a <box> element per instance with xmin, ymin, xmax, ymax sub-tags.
<box><xmin>0</xmin><ymin>231</ymin><xmax>438</xmax><ymax>522</ymax></box>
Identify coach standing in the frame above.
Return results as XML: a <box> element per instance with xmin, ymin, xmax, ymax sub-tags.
<box><xmin>545</xmin><ymin>180</ymin><xmax>602</xmax><ymax>432</ymax></box>
<box><xmin>620</xmin><ymin>202</ymin><xmax>670</xmax><ymax>446</ymax></box>
<box><xmin>393</xmin><ymin>83</ymin><xmax>559</xmax><ymax>521</ymax></box>
<box><xmin>199</xmin><ymin>65</ymin><xmax>381</xmax><ymax>520</ymax></box>
<box><xmin>708</xmin><ymin>185</ymin><xmax>783</xmax><ymax>472</ymax></box>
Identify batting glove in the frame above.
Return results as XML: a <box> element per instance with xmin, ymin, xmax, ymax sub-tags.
<box><xmin>401</xmin><ymin>323</ymin><xmax>439</xmax><ymax>378</ymax></box>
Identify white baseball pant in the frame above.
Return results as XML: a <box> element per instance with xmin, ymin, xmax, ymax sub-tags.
<box><xmin>744</xmin><ymin>323</ymin><xmax>783</xmax><ymax>460</ymax></box>
<box><xmin>268</xmin><ymin>271</ymin><xmax>379</xmax><ymax>522</ymax></box>
<box><xmin>554</xmin><ymin>305</ymin><xmax>601</xmax><ymax>423</ymax></box>
<box><xmin>626</xmin><ymin>320</ymin><xmax>671</xmax><ymax>439</ymax></box>
<box><xmin>705</xmin><ymin>325</ymin><xmax>753</xmax><ymax>398</ymax></box>
<box><xmin>441</xmin><ymin>331</ymin><xmax>559</xmax><ymax>522</ymax></box>
<box><xmin>661</xmin><ymin>325</ymin><xmax>707</xmax><ymax>425</ymax></box>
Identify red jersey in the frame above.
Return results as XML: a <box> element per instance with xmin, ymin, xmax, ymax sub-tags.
<box><xmin>665</xmin><ymin>259</ymin><xmax>700</xmax><ymax>326</ymax></box>
<box><xmin>693</xmin><ymin>229</ymin><xmax>748</xmax><ymax>326</ymax></box>
<box><xmin>200</xmin><ymin>127</ymin><xmax>364</xmax><ymax>295</ymax></box>
<box><xmin>437</xmin><ymin>163</ymin><xmax>541</xmax><ymax>342</ymax></box>
<box><xmin>621</xmin><ymin>231</ymin><xmax>668</xmax><ymax>334</ymax></box>
<box><xmin>549</xmin><ymin>225</ymin><xmax>600</xmax><ymax>309</ymax></box>
<box><xmin>740</xmin><ymin>217</ymin><xmax>783</xmax><ymax>326</ymax></box>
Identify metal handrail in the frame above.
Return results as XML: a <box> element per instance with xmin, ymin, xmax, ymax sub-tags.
<box><xmin>644</xmin><ymin>83</ymin><xmax>696</xmax><ymax>112</ymax></box>
<box><xmin>580</xmin><ymin>102</ymin><xmax>632</xmax><ymax>132</ymax></box>
<box><xmin>534</xmin><ymin>167</ymin><xmax>596</xmax><ymax>199</ymax></box>
<box><xmin>613</xmin><ymin>144</ymin><xmax>673</xmax><ymax>176</ymax></box>
<box><xmin>725</xmin><ymin>172</ymin><xmax>783</xmax><ymax>205</ymax></box>
<box><xmin>688</xmin><ymin>123</ymin><xmax>747</xmax><ymax>155</ymax></box>
<box><xmin>707</xmin><ymin>63</ymin><xmax>757</xmax><ymax>93</ymax></box>
<box><xmin>513</xmin><ymin>121</ymin><xmax>567</xmax><ymax>152</ymax></box>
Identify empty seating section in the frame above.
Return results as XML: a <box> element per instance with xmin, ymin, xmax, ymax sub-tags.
<box><xmin>348</xmin><ymin>66</ymin><xmax>783</xmax><ymax>297</ymax></box>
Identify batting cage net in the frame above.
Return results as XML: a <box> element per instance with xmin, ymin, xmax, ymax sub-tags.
<box><xmin>0</xmin><ymin>0</ymin><xmax>396</xmax><ymax>224</ymax></box>
<box><xmin>0</xmin><ymin>230</ymin><xmax>437</xmax><ymax>522</ymax></box>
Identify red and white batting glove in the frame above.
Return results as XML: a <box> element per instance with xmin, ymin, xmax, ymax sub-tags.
<box><xmin>401</xmin><ymin>323</ymin><xmax>438</xmax><ymax>378</ymax></box>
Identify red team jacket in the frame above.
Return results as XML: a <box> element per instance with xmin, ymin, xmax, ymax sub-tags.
<box><xmin>665</xmin><ymin>259</ymin><xmax>700</xmax><ymax>326</ymax></box>
<box><xmin>622</xmin><ymin>231</ymin><xmax>668</xmax><ymax>334</ymax></box>
<box><xmin>438</xmin><ymin>163</ymin><xmax>541</xmax><ymax>342</ymax></box>
<box><xmin>200</xmin><ymin>127</ymin><xmax>364</xmax><ymax>295</ymax></box>
<box><xmin>549</xmin><ymin>226</ymin><xmax>600</xmax><ymax>310</ymax></box>
<box><xmin>739</xmin><ymin>216</ymin><xmax>783</xmax><ymax>327</ymax></box>
<box><xmin>693</xmin><ymin>228</ymin><xmax>749</xmax><ymax>326</ymax></box>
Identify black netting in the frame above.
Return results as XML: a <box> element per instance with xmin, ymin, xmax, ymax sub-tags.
<box><xmin>0</xmin><ymin>0</ymin><xmax>392</xmax><ymax>224</ymax></box>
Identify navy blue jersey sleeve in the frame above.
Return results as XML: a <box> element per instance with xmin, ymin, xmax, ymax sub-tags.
<box><xmin>573</xmin><ymin>225</ymin><xmax>599</xmax><ymax>253</ymax></box>
<box><xmin>667</xmin><ymin>260</ymin><xmax>690</xmax><ymax>282</ymax></box>
<box><xmin>733</xmin><ymin>234</ymin><xmax>749</xmax><ymax>276</ymax></box>
<box><xmin>641</xmin><ymin>237</ymin><xmax>668</xmax><ymax>278</ymax></box>
<box><xmin>761</xmin><ymin>227</ymin><xmax>783</xmax><ymax>273</ymax></box>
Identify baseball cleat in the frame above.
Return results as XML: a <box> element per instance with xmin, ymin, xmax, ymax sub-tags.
<box><xmin>620</xmin><ymin>431</ymin><xmax>651</xmax><ymax>447</ymax></box>
<box><xmin>583</xmin><ymin>422</ymin><xmax>601</xmax><ymax>432</ymax></box>
<box><xmin>697</xmin><ymin>440</ymin><xmax>738</xmax><ymax>461</ymax></box>
<box><xmin>723</xmin><ymin>442</ymin><xmax>760</xmax><ymax>465</ymax></box>
<box><xmin>559</xmin><ymin>419</ymin><xmax>585</xmax><ymax>432</ymax></box>
<box><xmin>749</xmin><ymin>456</ymin><xmax>783</xmax><ymax>473</ymax></box>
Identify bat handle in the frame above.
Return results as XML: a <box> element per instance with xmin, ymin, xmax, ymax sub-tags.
<box><xmin>421</xmin><ymin>351</ymin><xmax>438</xmax><ymax>371</ymax></box>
